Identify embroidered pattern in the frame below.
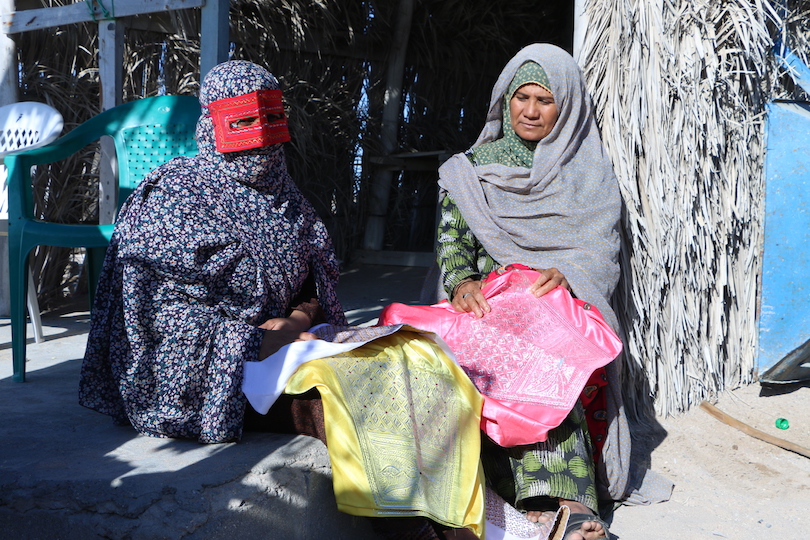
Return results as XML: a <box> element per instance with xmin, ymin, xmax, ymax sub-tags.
<box><xmin>325</xmin><ymin>338</ymin><xmax>462</xmax><ymax>518</ymax></box>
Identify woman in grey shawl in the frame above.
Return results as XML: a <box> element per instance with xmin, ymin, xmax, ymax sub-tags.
<box><xmin>436</xmin><ymin>44</ymin><xmax>670</xmax><ymax>538</ymax></box>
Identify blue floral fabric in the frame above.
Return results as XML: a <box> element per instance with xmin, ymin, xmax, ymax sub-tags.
<box><xmin>79</xmin><ymin>61</ymin><xmax>346</xmax><ymax>443</ymax></box>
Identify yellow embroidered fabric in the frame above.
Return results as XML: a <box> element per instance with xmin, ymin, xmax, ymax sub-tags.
<box><xmin>285</xmin><ymin>331</ymin><xmax>486</xmax><ymax>537</ymax></box>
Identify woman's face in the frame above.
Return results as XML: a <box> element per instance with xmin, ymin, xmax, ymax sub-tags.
<box><xmin>509</xmin><ymin>83</ymin><xmax>558</xmax><ymax>141</ymax></box>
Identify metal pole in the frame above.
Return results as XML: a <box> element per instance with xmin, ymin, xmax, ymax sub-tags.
<box><xmin>0</xmin><ymin>0</ymin><xmax>16</xmax><ymax>317</ymax></box>
<box><xmin>200</xmin><ymin>0</ymin><xmax>230</xmax><ymax>82</ymax></box>
<box><xmin>98</xmin><ymin>19</ymin><xmax>124</xmax><ymax>226</ymax></box>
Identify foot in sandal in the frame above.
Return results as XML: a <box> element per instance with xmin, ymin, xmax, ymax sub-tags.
<box><xmin>559</xmin><ymin>499</ymin><xmax>608</xmax><ymax>540</ymax></box>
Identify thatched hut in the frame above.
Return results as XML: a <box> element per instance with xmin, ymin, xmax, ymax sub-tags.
<box><xmin>2</xmin><ymin>0</ymin><xmax>808</xmax><ymax>416</ymax></box>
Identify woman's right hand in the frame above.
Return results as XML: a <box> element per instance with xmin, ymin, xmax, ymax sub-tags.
<box><xmin>452</xmin><ymin>279</ymin><xmax>491</xmax><ymax>318</ymax></box>
<box><xmin>528</xmin><ymin>267</ymin><xmax>569</xmax><ymax>297</ymax></box>
<box><xmin>257</xmin><ymin>317</ymin><xmax>317</xmax><ymax>360</ymax></box>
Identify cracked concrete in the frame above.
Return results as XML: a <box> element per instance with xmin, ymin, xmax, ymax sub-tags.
<box><xmin>0</xmin><ymin>263</ymin><xmax>430</xmax><ymax>539</ymax></box>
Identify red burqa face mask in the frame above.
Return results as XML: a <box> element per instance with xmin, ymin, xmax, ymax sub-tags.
<box><xmin>207</xmin><ymin>89</ymin><xmax>291</xmax><ymax>153</ymax></box>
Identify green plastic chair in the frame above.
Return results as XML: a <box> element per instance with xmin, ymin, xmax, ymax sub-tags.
<box><xmin>0</xmin><ymin>101</ymin><xmax>66</xmax><ymax>347</ymax></box>
<box><xmin>5</xmin><ymin>95</ymin><xmax>201</xmax><ymax>382</ymax></box>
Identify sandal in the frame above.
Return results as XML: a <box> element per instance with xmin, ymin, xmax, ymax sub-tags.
<box><xmin>562</xmin><ymin>511</ymin><xmax>610</xmax><ymax>540</ymax></box>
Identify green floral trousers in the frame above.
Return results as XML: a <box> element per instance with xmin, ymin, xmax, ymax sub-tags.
<box><xmin>482</xmin><ymin>401</ymin><xmax>598</xmax><ymax>514</ymax></box>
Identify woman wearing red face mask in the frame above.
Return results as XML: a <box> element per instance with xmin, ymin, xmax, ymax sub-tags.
<box><xmin>79</xmin><ymin>60</ymin><xmax>345</xmax><ymax>443</ymax></box>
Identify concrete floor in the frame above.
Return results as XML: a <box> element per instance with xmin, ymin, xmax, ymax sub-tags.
<box><xmin>0</xmin><ymin>263</ymin><xmax>430</xmax><ymax>540</ymax></box>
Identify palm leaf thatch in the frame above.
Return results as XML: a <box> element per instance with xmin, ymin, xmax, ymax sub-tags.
<box><xmin>235</xmin><ymin>0</ymin><xmax>575</xmax><ymax>253</ymax></box>
<box><xmin>17</xmin><ymin>0</ymin><xmax>575</xmax><ymax>307</ymax></box>
<box><xmin>578</xmin><ymin>0</ymin><xmax>788</xmax><ymax>416</ymax></box>
<box><xmin>776</xmin><ymin>0</ymin><xmax>810</xmax><ymax>105</ymax></box>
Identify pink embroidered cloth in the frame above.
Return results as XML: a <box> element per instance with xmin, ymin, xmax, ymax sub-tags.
<box><xmin>378</xmin><ymin>269</ymin><xmax>622</xmax><ymax>446</ymax></box>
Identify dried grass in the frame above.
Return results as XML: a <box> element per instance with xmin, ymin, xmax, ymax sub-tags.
<box><xmin>577</xmin><ymin>0</ymin><xmax>806</xmax><ymax>416</ymax></box>
<box><xmin>17</xmin><ymin>0</ymin><xmax>575</xmax><ymax>293</ymax></box>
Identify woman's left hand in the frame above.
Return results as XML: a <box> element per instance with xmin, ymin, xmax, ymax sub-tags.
<box><xmin>528</xmin><ymin>267</ymin><xmax>569</xmax><ymax>297</ymax></box>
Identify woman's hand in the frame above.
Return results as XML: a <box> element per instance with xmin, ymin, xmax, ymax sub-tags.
<box><xmin>257</xmin><ymin>314</ymin><xmax>317</xmax><ymax>359</ymax></box>
<box><xmin>452</xmin><ymin>279</ymin><xmax>491</xmax><ymax>318</ymax></box>
<box><xmin>528</xmin><ymin>267</ymin><xmax>569</xmax><ymax>297</ymax></box>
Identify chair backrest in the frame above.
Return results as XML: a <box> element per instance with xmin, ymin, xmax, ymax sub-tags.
<box><xmin>0</xmin><ymin>101</ymin><xmax>64</xmax><ymax>157</ymax></box>
<box><xmin>5</xmin><ymin>95</ymin><xmax>201</xmax><ymax>222</ymax></box>
<box><xmin>107</xmin><ymin>95</ymin><xmax>201</xmax><ymax>203</ymax></box>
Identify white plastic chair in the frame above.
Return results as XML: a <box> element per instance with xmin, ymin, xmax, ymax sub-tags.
<box><xmin>0</xmin><ymin>102</ymin><xmax>64</xmax><ymax>344</ymax></box>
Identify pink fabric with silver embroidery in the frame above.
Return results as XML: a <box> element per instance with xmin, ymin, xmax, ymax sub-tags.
<box><xmin>378</xmin><ymin>268</ymin><xmax>623</xmax><ymax>446</ymax></box>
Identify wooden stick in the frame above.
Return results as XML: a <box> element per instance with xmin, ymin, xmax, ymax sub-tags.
<box><xmin>699</xmin><ymin>401</ymin><xmax>810</xmax><ymax>459</ymax></box>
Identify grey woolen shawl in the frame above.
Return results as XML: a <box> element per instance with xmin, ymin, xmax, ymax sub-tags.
<box><xmin>438</xmin><ymin>43</ymin><xmax>620</xmax><ymax>325</ymax></box>
<box><xmin>438</xmin><ymin>44</ymin><xmax>673</xmax><ymax>505</ymax></box>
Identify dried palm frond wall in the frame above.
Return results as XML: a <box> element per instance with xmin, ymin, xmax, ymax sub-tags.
<box><xmin>16</xmin><ymin>5</ymin><xmax>201</xmax><ymax>308</ymax></box>
<box><xmin>17</xmin><ymin>0</ymin><xmax>573</xmax><ymax>307</ymax></box>
<box><xmin>576</xmin><ymin>0</ymin><xmax>810</xmax><ymax>416</ymax></box>
<box><xmin>234</xmin><ymin>0</ymin><xmax>574</xmax><ymax>252</ymax></box>
<box><xmin>231</xmin><ymin>0</ymin><xmax>380</xmax><ymax>258</ymax></box>
<box><xmin>778</xmin><ymin>0</ymin><xmax>810</xmax><ymax>99</ymax></box>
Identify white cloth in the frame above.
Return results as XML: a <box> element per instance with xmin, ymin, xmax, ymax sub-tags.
<box><xmin>242</xmin><ymin>324</ymin><xmax>462</xmax><ymax>414</ymax></box>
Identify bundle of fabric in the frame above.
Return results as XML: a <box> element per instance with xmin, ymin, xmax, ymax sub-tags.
<box><xmin>379</xmin><ymin>266</ymin><xmax>623</xmax><ymax>448</ymax></box>
<box><xmin>244</xmin><ymin>322</ymin><xmax>592</xmax><ymax>539</ymax></box>
<box><xmin>244</xmin><ymin>324</ymin><xmax>487</xmax><ymax>536</ymax></box>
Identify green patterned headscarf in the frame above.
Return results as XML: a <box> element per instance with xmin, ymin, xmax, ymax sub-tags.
<box><xmin>471</xmin><ymin>61</ymin><xmax>552</xmax><ymax>167</ymax></box>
